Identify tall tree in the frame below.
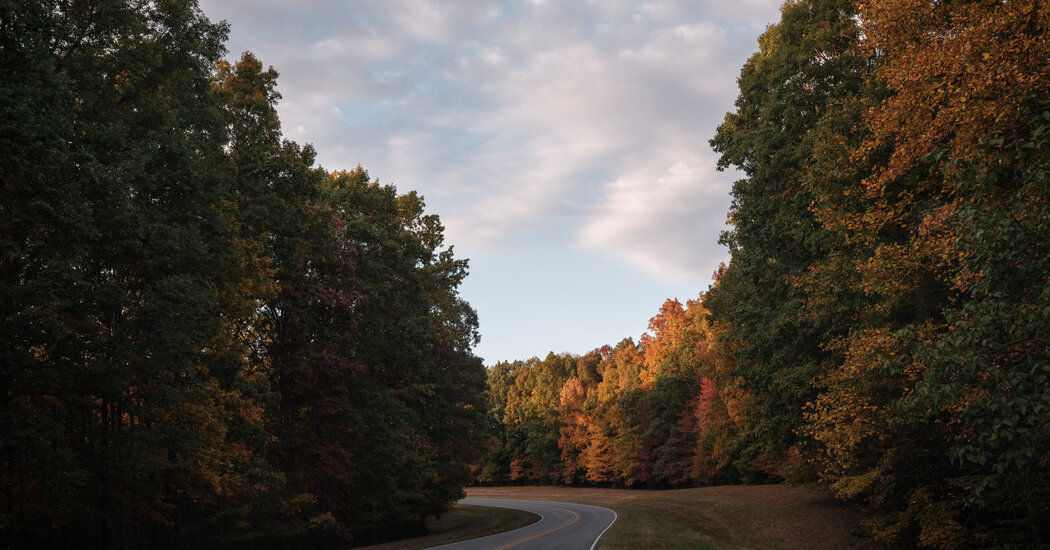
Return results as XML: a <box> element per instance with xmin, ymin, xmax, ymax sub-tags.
<box><xmin>479</xmin><ymin>360</ymin><xmax>524</xmax><ymax>485</ymax></box>
<box><xmin>643</xmin><ymin>298</ymin><xmax>713</xmax><ymax>486</ymax></box>
<box><xmin>557</xmin><ymin>351</ymin><xmax>603</xmax><ymax>485</ymax></box>
<box><xmin>806</xmin><ymin>1</ymin><xmax>1050</xmax><ymax>546</ymax></box>
<box><xmin>324</xmin><ymin>168</ymin><xmax>485</xmax><ymax>541</ymax></box>
<box><xmin>503</xmin><ymin>353</ymin><xmax>574</xmax><ymax>483</ymax></box>
<box><xmin>591</xmin><ymin>339</ymin><xmax>646</xmax><ymax>485</ymax></box>
<box><xmin>707</xmin><ymin>0</ymin><xmax>868</xmax><ymax>471</ymax></box>
<box><xmin>0</xmin><ymin>1</ymin><xmax>277</xmax><ymax>547</ymax></box>
<box><xmin>2</xmin><ymin>5</ymin><xmax>488</xmax><ymax>546</ymax></box>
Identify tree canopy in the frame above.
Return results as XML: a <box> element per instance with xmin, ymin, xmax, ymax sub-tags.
<box><xmin>5</xmin><ymin>0</ymin><xmax>1049</xmax><ymax>548</ymax></box>
<box><xmin>479</xmin><ymin>1</ymin><xmax>1050</xmax><ymax>548</ymax></box>
<box><xmin>1</xmin><ymin>1</ymin><xmax>485</xmax><ymax>548</ymax></box>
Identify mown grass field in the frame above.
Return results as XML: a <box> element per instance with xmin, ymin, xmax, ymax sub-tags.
<box><xmin>355</xmin><ymin>504</ymin><xmax>537</xmax><ymax>550</ymax></box>
<box><xmin>356</xmin><ymin>484</ymin><xmax>890</xmax><ymax>550</ymax></box>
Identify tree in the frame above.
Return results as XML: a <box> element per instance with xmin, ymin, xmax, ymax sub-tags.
<box><xmin>2</xmin><ymin>5</ymin><xmax>487</xmax><ymax>546</ymax></box>
<box><xmin>644</xmin><ymin>299</ymin><xmax>715</xmax><ymax>486</ymax></box>
<box><xmin>326</xmin><ymin>169</ymin><xmax>486</xmax><ymax>541</ymax></box>
<box><xmin>478</xmin><ymin>360</ymin><xmax>523</xmax><ymax>485</ymax></box>
<box><xmin>590</xmin><ymin>339</ymin><xmax>646</xmax><ymax>485</ymax></box>
<box><xmin>708</xmin><ymin>0</ymin><xmax>868</xmax><ymax>472</ymax></box>
<box><xmin>0</xmin><ymin>1</ymin><xmax>279</xmax><ymax>547</ymax></box>
<box><xmin>557</xmin><ymin>351</ymin><xmax>603</xmax><ymax>484</ymax></box>
<box><xmin>503</xmin><ymin>354</ymin><xmax>574</xmax><ymax>483</ymax></box>
<box><xmin>806</xmin><ymin>1</ymin><xmax>1050</xmax><ymax>545</ymax></box>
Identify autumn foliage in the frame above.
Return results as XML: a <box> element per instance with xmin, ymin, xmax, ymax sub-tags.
<box><xmin>1</xmin><ymin>2</ymin><xmax>485</xmax><ymax>548</ymax></box>
<box><xmin>483</xmin><ymin>1</ymin><xmax>1050</xmax><ymax>548</ymax></box>
<box><xmin>5</xmin><ymin>1</ymin><xmax>1049</xmax><ymax>548</ymax></box>
<box><xmin>480</xmin><ymin>298</ymin><xmax>751</xmax><ymax>489</ymax></box>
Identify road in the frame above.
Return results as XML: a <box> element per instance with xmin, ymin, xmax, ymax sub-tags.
<box><xmin>427</xmin><ymin>497</ymin><xmax>617</xmax><ymax>550</ymax></box>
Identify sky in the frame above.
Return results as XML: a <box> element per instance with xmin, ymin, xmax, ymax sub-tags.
<box><xmin>197</xmin><ymin>0</ymin><xmax>785</xmax><ymax>365</ymax></box>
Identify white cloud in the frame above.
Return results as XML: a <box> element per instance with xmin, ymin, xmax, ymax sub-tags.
<box><xmin>576</xmin><ymin>151</ymin><xmax>732</xmax><ymax>283</ymax></box>
<box><xmin>199</xmin><ymin>0</ymin><xmax>780</xmax><ymax>283</ymax></box>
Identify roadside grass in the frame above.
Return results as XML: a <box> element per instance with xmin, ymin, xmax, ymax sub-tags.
<box><xmin>465</xmin><ymin>485</ymin><xmax>890</xmax><ymax>550</ymax></box>
<box><xmin>352</xmin><ymin>504</ymin><xmax>538</xmax><ymax>550</ymax></box>
<box><xmin>355</xmin><ymin>484</ymin><xmax>890</xmax><ymax>550</ymax></box>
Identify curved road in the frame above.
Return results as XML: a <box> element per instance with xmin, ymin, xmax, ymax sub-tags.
<box><xmin>428</xmin><ymin>498</ymin><xmax>617</xmax><ymax>550</ymax></box>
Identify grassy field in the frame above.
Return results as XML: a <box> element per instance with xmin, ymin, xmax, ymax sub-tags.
<box><xmin>356</xmin><ymin>484</ymin><xmax>889</xmax><ymax>550</ymax></box>
<box><xmin>355</xmin><ymin>504</ymin><xmax>537</xmax><ymax>550</ymax></box>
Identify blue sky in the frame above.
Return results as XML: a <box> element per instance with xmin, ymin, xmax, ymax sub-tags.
<box><xmin>197</xmin><ymin>0</ymin><xmax>784</xmax><ymax>364</ymax></box>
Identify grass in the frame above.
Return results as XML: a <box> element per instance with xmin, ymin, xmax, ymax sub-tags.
<box><xmin>355</xmin><ymin>484</ymin><xmax>891</xmax><ymax>550</ymax></box>
<box><xmin>353</xmin><ymin>504</ymin><xmax>538</xmax><ymax>550</ymax></box>
<box><xmin>466</xmin><ymin>485</ymin><xmax>890</xmax><ymax>550</ymax></box>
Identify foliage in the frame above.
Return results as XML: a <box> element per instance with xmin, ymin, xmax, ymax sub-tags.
<box><xmin>707</xmin><ymin>0</ymin><xmax>868</xmax><ymax>470</ymax></box>
<box><xmin>713</xmin><ymin>0</ymin><xmax>1049</xmax><ymax>545</ymax></box>
<box><xmin>483</xmin><ymin>2</ymin><xmax>1050</xmax><ymax>548</ymax></box>
<box><xmin>1</xmin><ymin>2</ymin><xmax>485</xmax><ymax>548</ymax></box>
<box><xmin>804</xmin><ymin>1</ymin><xmax>1050</xmax><ymax>546</ymax></box>
<box><xmin>483</xmin><ymin>298</ymin><xmax>743</xmax><ymax>489</ymax></box>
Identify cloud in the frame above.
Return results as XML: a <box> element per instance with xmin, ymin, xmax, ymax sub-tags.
<box><xmin>199</xmin><ymin>0</ymin><xmax>781</xmax><ymax>282</ymax></box>
<box><xmin>576</xmin><ymin>152</ymin><xmax>732</xmax><ymax>283</ymax></box>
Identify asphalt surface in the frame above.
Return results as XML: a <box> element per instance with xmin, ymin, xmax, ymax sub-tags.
<box><xmin>427</xmin><ymin>497</ymin><xmax>617</xmax><ymax>550</ymax></box>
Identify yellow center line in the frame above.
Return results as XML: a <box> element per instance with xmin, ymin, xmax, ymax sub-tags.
<box><xmin>493</xmin><ymin>506</ymin><xmax>582</xmax><ymax>550</ymax></box>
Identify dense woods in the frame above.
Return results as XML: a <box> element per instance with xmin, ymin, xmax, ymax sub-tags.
<box><xmin>481</xmin><ymin>1</ymin><xmax>1050</xmax><ymax>548</ymax></box>
<box><xmin>5</xmin><ymin>1</ymin><xmax>1049</xmax><ymax>549</ymax></box>
<box><xmin>1</xmin><ymin>1</ymin><xmax>485</xmax><ymax>548</ymax></box>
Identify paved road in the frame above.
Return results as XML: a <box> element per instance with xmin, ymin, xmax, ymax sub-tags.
<box><xmin>428</xmin><ymin>497</ymin><xmax>617</xmax><ymax>550</ymax></box>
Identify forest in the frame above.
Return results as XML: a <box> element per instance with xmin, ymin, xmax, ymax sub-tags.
<box><xmin>479</xmin><ymin>0</ymin><xmax>1050</xmax><ymax>549</ymax></box>
<box><xmin>3</xmin><ymin>1</ymin><xmax>1049</xmax><ymax>549</ymax></box>
<box><xmin>2</xmin><ymin>1</ymin><xmax>486</xmax><ymax>548</ymax></box>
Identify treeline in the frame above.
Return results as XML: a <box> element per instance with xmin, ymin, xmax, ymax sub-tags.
<box><xmin>1</xmin><ymin>2</ymin><xmax>485</xmax><ymax>549</ymax></box>
<box><xmin>480</xmin><ymin>299</ymin><xmax>745</xmax><ymax>488</ymax></box>
<box><xmin>481</xmin><ymin>1</ymin><xmax>1050</xmax><ymax>548</ymax></box>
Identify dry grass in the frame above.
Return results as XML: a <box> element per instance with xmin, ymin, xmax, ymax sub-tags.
<box><xmin>465</xmin><ymin>485</ymin><xmax>889</xmax><ymax>550</ymax></box>
<box><xmin>352</xmin><ymin>504</ymin><xmax>537</xmax><ymax>550</ymax></box>
<box><xmin>354</xmin><ymin>484</ymin><xmax>889</xmax><ymax>550</ymax></box>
